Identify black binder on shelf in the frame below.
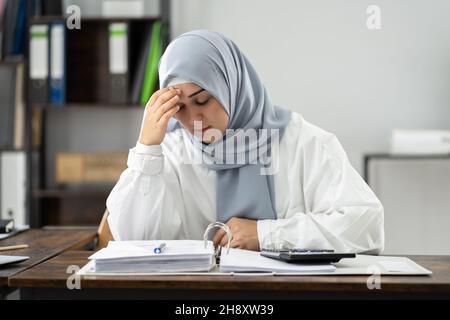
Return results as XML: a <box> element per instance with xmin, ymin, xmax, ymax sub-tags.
<box><xmin>0</xmin><ymin>63</ymin><xmax>16</xmax><ymax>148</ymax></box>
<box><xmin>2</xmin><ymin>0</ymin><xmax>19</xmax><ymax>57</ymax></box>
<box><xmin>41</xmin><ymin>0</ymin><xmax>62</xmax><ymax>16</ymax></box>
<box><xmin>130</xmin><ymin>23</ymin><xmax>153</xmax><ymax>105</ymax></box>
<box><xmin>0</xmin><ymin>0</ymin><xmax>5</xmax><ymax>60</ymax></box>
<box><xmin>0</xmin><ymin>61</ymin><xmax>24</xmax><ymax>149</ymax></box>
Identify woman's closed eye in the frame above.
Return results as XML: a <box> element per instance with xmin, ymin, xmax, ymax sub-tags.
<box><xmin>177</xmin><ymin>96</ymin><xmax>211</xmax><ymax>111</ymax></box>
<box><xmin>196</xmin><ymin>98</ymin><xmax>210</xmax><ymax>106</ymax></box>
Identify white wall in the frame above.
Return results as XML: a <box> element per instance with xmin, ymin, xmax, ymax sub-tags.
<box><xmin>171</xmin><ymin>0</ymin><xmax>450</xmax><ymax>172</ymax></box>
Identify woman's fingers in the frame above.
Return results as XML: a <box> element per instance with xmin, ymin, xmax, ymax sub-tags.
<box><xmin>213</xmin><ymin>228</ymin><xmax>227</xmax><ymax>247</ymax></box>
<box><xmin>215</xmin><ymin>230</ymin><xmax>234</xmax><ymax>248</ymax></box>
<box><xmin>153</xmin><ymin>87</ymin><xmax>181</xmax><ymax>113</ymax></box>
<box><xmin>153</xmin><ymin>89</ymin><xmax>176</xmax><ymax>111</ymax></box>
<box><xmin>155</xmin><ymin>95</ymin><xmax>180</xmax><ymax>122</ymax></box>
<box><xmin>147</xmin><ymin>87</ymin><xmax>170</xmax><ymax>108</ymax></box>
<box><xmin>219</xmin><ymin>235</ymin><xmax>239</xmax><ymax>248</ymax></box>
<box><xmin>159</xmin><ymin>104</ymin><xmax>180</xmax><ymax>126</ymax></box>
<box><xmin>140</xmin><ymin>86</ymin><xmax>182</xmax><ymax>146</ymax></box>
<box><xmin>148</xmin><ymin>86</ymin><xmax>179</xmax><ymax>107</ymax></box>
<box><xmin>220</xmin><ymin>234</ymin><xmax>231</xmax><ymax>247</ymax></box>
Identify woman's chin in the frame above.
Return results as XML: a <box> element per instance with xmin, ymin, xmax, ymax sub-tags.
<box><xmin>201</xmin><ymin>136</ymin><xmax>213</xmax><ymax>144</ymax></box>
<box><xmin>185</xmin><ymin>127</ymin><xmax>223</xmax><ymax>144</ymax></box>
<box><xmin>203</xmin><ymin>134</ymin><xmax>223</xmax><ymax>144</ymax></box>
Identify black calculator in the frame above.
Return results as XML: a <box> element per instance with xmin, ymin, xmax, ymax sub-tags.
<box><xmin>260</xmin><ymin>248</ymin><xmax>356</xmax><ymax>264</ymax></box>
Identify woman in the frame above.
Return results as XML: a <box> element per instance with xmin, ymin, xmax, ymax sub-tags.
<box><xmin>106</xmin><ymin>30</ymin><xmax>384</xmax><ymax>254</ymax></box>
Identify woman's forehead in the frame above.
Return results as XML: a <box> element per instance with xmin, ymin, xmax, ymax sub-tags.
<box><xmin>175</xmin><ymin>82</ymin><xmax>200</xmax><ymax>89</ymax></box>
<box><xmin>175</xmin><ymin>83</ymin><xmax>206</xmax><ymax>96</ymax></box>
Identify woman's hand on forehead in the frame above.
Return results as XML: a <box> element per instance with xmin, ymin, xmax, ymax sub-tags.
<box><xmin>138</xmin><ymin>86</ymin><xmax>182</xmax><ymax>146</ymax></box>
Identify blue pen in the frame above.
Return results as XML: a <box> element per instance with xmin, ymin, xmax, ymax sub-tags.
<box><xmin>153</xmin><ymin>242</ymin><xmax>166</xmax><ymax>254</ymax></box>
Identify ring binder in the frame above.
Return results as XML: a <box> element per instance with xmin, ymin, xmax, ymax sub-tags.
<box><xmin>203</xmin><ymin>222</ymin><xmax>232</xmax><ymax>255</ymax></box>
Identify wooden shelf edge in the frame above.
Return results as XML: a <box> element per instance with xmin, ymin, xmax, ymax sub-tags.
<box><xmin>0</xmin><ymin>147</ymin><xmax>27</xmax><ymax>152</ymax></box>
<box><xmin>32</xmin><ymin>103</ymin><xmax>144</xmax><ymax>110</ymax></box>
<box><xmin>30</xmin><ymin>15</ymin><xmax>161</xmax><ymax>24</ymax></box>
<box><xmin>365</xmin><ymin>153</ymin><xmax>450</xmax><ymax>159</ymax></box>
<box><xmin>0</xmin><ymin>57</ymin><xmax>26</xmax><ymax>65</ymax></box>
<box><xmin>32</xmin><ymin>189</ymin><xmax>111</xmax><ymax>198</ymax></box>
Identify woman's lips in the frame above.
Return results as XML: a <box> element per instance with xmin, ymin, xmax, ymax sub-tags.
<box><xmin>191</xmin><ymin>126</ymin><xmax>212</xmax><ymax>136</ymax></box>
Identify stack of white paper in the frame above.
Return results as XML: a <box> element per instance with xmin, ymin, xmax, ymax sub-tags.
<box><xmin>89</xmin><ymin>240</ymin><xmax>216</xmax><ymax>273</ymax></box>
<box><xmin>219</xmin><ymin>248</ymin><xmax>336</xmax><ymax>273</ymax></box>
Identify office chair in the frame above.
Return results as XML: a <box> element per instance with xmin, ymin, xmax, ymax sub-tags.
<box><xmin>96</xmin><ymin>209</ymin><xmax>114</xmax><ymax>250</ymax></box>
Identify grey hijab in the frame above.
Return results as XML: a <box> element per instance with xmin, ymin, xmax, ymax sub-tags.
<box><xmin>159</xmin><ymin>30</ymin><xmax>291</xmax><ymax>223</ymax></box>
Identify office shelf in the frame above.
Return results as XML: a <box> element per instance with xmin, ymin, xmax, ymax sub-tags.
<box><xmin>30</xmin><ymin>15</ymin><xmax>161</xmax><ymax>24</ymax></box>
<box><xmin>32</xmin><ymin>103</ymin><xmax>144</xmax><ymax>110</ymax></box>
<box><xmin>26</xmin><ymin>0</ymin><xmax>171</xmax><ymax>227</ymax></box>
<box><xmin>32</xmin><ymin>189</ymin><xmax>111</xmax><ymax>198</ymax></box>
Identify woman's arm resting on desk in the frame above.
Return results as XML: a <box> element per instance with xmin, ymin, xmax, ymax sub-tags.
<box><xmin>257</xmin><ymin>134</ymin><xmax>385</xmax><ymax>254</ymax></box>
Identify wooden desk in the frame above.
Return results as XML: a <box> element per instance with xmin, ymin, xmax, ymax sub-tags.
<box><xmin>9</xmin><ymin>251</ymin><xmax>450</xmax><ymax>300</ymax></box>
<box><xmin>0</xmin><ymin>229</ymin><xmax>97</xmax><ymax>298</ymax></box>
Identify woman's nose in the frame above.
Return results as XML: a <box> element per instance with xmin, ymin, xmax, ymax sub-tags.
<box><xmin>186</xmin><ymin>109</ymin><xmax>204</xmax><ymax>124</ymax></box>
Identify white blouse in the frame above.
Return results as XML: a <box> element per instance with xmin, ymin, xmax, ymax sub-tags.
<box><xmin>106</xmin><ymin>112</ymin><xmax>385</xmax><ymax>254</ymax></box>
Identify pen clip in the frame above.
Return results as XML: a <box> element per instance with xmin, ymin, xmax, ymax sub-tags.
<box><xmin>203</xmin><ymin>222</ymin><xmax>232</xmax><ymax>255</ymax></box>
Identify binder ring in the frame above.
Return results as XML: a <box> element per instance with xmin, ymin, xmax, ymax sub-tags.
<box><xmin>203</xmin><ymin>222</ymin><xmax>232</xmax><ymax>255</ymax></box>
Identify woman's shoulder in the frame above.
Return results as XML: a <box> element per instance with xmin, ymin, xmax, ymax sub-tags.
<box><xmin>284</xmin><ymin>111</ymin><xmax>336</xmax><ymax>145</ymax></box>
<box><xmin>283</xmin><ymin>112</ymin><xmax>347</xmax><ymax>161</ymax></box>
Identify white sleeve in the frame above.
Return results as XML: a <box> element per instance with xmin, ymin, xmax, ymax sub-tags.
<box><xmin>106</xmin><ymin>142</ymin><xmax>184</xmax><ymax>241</ymax></box>
<box><xmin>257</xmin><ymin>135</ymin><xmax>385</xmax><ymax>254</ymax></box>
